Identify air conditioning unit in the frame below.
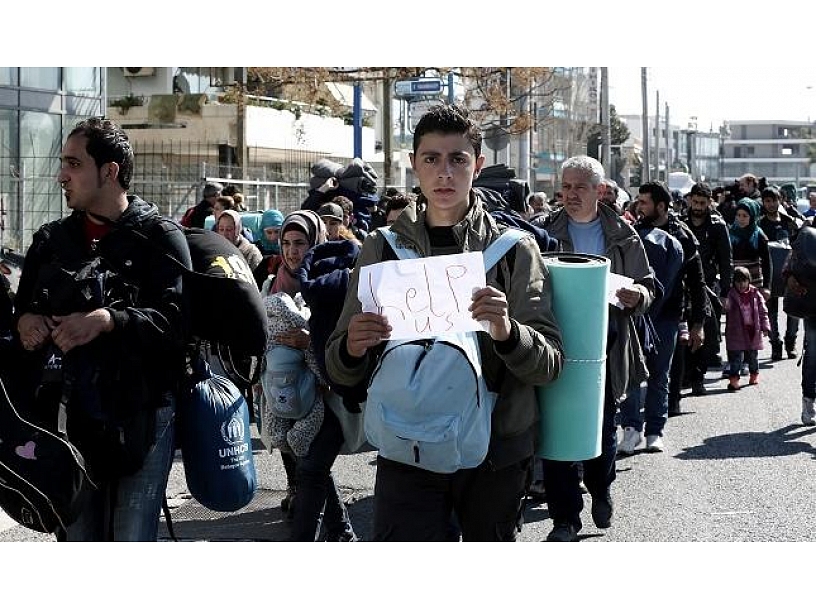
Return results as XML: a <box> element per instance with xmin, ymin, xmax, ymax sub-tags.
<box><xmin>122</xmin><ymin>67</ymin><xmax>155</xmax><ymax>77</ymax></box>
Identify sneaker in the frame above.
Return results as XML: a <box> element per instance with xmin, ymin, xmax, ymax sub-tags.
<box><xmin>591</xmin><ymin>492</ymin><xmax>613</xmax><ymax>528</ymax></box>
<box><xmin>749</xmin><ymin>372</ymin><xmax>759</xmax><ymax>385</ymax></box>
<box><xmin>546</xmin><ymin>522</ymin><xmax>579</xmax><ymax>542</ymax></box>
<box><xmin>691</xmin><ymin>382</ymin><xmax>707</xmax><ymax>396</ymax></box>
<box><xmin>802</xmin><ymin>397</ymin><xmax>816</xmax><ymax>426</ymax></box>
<box><xmin>645</xmin><ymin>434</ymin><xmax>664</xmax><ymax>452</ymax></box>
<box><xmin>618</xmin><ymin>427</ymin><xmax>642</xmax><ymax>455</ymax></box>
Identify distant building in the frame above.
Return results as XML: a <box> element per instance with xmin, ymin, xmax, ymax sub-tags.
<box><xmin>721</xmin><ymin>120</ymin><xmax>816</xmax><ymax>185</ymax></box>
<box><xmin>0</xmin><ymin>67</ymin><xmax>106</xmax><ymax>251</ymax></box>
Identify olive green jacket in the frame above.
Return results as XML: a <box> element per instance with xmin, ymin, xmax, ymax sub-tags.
<box><xmin>325</xmin><ymin>194</ymin><xmax>564</xmax><ymax>469</ymax></box>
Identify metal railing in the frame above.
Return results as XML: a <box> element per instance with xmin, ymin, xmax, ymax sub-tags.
<box><xmin>1</xmin><ymin>139</ymin><xmax>407</xmax><ymax>252</ymax></box>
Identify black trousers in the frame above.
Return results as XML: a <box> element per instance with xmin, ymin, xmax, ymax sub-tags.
<box><xmin>372</xmin><ymin>455</ymin><xmax>531</xmax><ymax>541</ymax></box>
<box><xmin>542</xmin><ymin>391</ymin><xmax>617</xmax><ymax>531</ymax></box>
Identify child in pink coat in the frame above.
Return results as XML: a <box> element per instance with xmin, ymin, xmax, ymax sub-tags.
<box><xmin>723</xmin><ymin>266</ymin><xmax>771</xmax><ymax>391</ymax></box>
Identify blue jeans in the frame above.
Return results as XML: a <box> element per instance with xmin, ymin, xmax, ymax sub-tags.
<box><xmin>727</xmin><ymin>350</ymin><xmax>758</xmax><ymax>376</ymax></box>
<box><xmin>619</xmin><ymin>316</ymin><xmax>678</xmax><ymax>437</ymax></box>
<box><xmin>802</xmin><ymin>317</ymin><xmax>816</xmax><ymax>400</ymax></box>
<box><xmin>58</xmin><ymin>394</ymin><xmax>176</xmax><ymax>541</ymax></box>
<box><xmin>290</xmin><ymin>406</ymin><xmax>354</xmax><ymax>541</ymax></box>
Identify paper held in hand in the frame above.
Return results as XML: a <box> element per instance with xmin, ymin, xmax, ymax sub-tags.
<box><xmin>608</xmin><ymin>272</ymin><xmax>634</xmax><ymax>309</ymax></box>
<box><xmin>358</xmin><ymin>252</ymin><xmax>489</xmax><ymax>340</ymax></box>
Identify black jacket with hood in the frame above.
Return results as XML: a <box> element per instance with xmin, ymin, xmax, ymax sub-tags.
<box><xmin>15</xmin><ymin>196</ymin><xmax>191</xmax><ymax>398</ymax></box>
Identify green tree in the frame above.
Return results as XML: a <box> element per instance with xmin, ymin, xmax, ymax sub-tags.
<box><xmin>585</xmin><ymin>104</ymin><xmax>630</xmax><ymax>159</ymax></box>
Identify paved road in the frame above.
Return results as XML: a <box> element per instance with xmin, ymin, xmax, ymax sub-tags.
<box><xmin>3</xmin><ymin>335</ymin><xmax>813</xmax><ymax>542</ymax></box>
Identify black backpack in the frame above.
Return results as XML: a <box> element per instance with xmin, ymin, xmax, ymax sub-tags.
<box><xmin>0</xmin><ymin>367</ymin><xmax>96</xmax><ymax>534</ymax></box>
<box><xmin>126</xmin><ymin>224</ymin><xmax>268</xmax><ymax>386</ymax></box>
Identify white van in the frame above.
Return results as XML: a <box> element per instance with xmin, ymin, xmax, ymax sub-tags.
<box><xmin>667</xmin><ymin>172</ymin><xmax>695</xmax><ymax>196</ymax></box>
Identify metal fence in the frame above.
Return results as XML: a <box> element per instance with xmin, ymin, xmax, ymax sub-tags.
<box><xmin>1</xmin><ymin>140</ymin><xmax>391</xmax><ymax>253</ymax></box>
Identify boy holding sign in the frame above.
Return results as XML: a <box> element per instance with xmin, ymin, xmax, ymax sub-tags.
<box><xmin>326</xmin><ymin>103</ymin><xmax>564</xmax><ymax>541</ymax></box>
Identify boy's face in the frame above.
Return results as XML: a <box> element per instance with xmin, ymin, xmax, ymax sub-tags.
<box><xmin>762</xmin><ymin>197</ymin><xmax>779</xmax><ymax>214</ymax></box>
<box><xmin>736</xmin><ymin>279</ymin><xmax>750</xmax><ymax>293</ymax></box>
<box><xmin>410</xmin><ymin>132</ymin><xmax>484</xmax><ymax>221</ymax></box>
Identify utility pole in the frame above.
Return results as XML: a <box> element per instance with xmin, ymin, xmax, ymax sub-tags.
<box><xmin>353</xmin><ymin>83</ymin><xmax>362</xmax><ymax>159</ymax></box>
<box><xmin>665</xmin><ymin>102</ymin><xmax>671</xmax><ymax>173</ymax></box>
<box><xmin>641</xmin><ymin>68</ymin><xmax>651</xmax><ymax>183</ymax></box>
<box><xmin>601</xmin><ymin>67</ymin><xmax>611</xmax><ymax>177</ymax></box>
<box><xmin>383</xmin><ymin>70</ymin><xmax>393</xmax><ymax>188</ymax></box>
<box><xmin>236</xmin><ymin>67</ymin><xmax>248</xmax><ymax>181</ymax></box>
<box><xmin>518</xmin><ymin>77</ymin><xmax>531</xmax><ymax>188</ymax></box>
<box><xmin>503</xmin><ymin>68</ymin><xmax>511</xmax><ymax>165</ymax></box>
<box><xmin>655</xmin><ymin>90</ymin><xmax>660</xmax><ymax>181</ymax></box>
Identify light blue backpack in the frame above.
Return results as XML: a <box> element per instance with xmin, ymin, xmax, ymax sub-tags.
<box><xmin>363</xmin><ymin>227</ymin><xmax>525</xmax><ymax>473</ymax></box>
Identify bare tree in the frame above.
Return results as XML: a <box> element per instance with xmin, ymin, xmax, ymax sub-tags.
<box><xmin>245</xmin><ymin>67</ymin><xmax>577</xmax><ymax>136</ymax></box>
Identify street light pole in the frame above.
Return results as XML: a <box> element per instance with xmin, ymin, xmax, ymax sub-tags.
<box><xmin>641</xmin><ymin>68</ymin><xmax>650</xmax><ymax>183</ymax></box>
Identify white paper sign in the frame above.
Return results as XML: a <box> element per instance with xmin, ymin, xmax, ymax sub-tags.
<box><xmin>358</xmin><ymin>252</ymin><xmax>487</xmax><ymax>339</ymax></box>
<box><xmin>607</xmin><ymin>272</ymin><xmax>635</xmax><ymax>309</ymax></box>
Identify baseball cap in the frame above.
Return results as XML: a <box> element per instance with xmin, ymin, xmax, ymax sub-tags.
<box><xmin>317</xmin><ymin>202</ymin><xmax>344</xmax><ymax>222</ymax></box>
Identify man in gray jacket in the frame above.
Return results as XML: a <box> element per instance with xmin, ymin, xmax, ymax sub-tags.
<box><xmin>325</xmin><ymin>103</ymin><xmax>564</xmax><ymax>541</ymax></box>
<box><xmin>539</xmin><ymin>155</ymin><xmax>655</xmax><ymax>542</ymax></box>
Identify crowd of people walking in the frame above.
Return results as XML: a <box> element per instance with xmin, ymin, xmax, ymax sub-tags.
<box><xmin>2</xmin><ymin>105</ymin><xmax>815</xmax><ymax>543</ymax></box>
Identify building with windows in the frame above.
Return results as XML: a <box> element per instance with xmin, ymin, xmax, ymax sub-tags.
<box><xmin>721</xmin><ymin>120</ymin><xmax>816</xmax><ymax>185</ymax></box>
<box><xmin>0</xmin><ymin>67</ymin><xmax>105</xmax><ymax>251</ymax></box>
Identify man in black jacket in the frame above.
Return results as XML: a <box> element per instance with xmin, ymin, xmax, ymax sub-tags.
<box><xmin>636</xmin><ymin>182</ymin><xmax>708</xmax><ymax>416</ymax></box>
<box><xmin>183</xmin><ymin>181</ymin><xmax>222</xmax><ymax>228</ymax></box>
<box><xmin>15</xmin><ymin>117</ymin><xmax>191</xmax><ymax>541</ymax></box>
<box><xmin>681</xmin><ymin>182</ymin><xmax>733</xmax><ymax>383</ymax></box>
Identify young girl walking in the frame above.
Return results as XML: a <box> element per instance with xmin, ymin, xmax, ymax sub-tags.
<box><xmin>723</xmin><ymin>266</ymin><xmax>771</xmax><ymax>391</ymax></box>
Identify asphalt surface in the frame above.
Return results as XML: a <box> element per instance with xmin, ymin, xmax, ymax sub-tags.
<box><xmin>2</xmin><ymin>333</ymin><xmax>813</xmax><ymax>542</ymax></box>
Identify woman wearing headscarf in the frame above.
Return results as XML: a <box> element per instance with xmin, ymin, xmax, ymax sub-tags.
<box><xmin>253</xmin><ymin>209</ymin><xmax>285</xmax><ymax>287</ymax></box>
<box><xmin>729</xmin><ymin>198</ymin><xmax>771</xmax><ymax>298</ymax></box>
<box><xmin>259</xmin><ymin>210</ymin><xmax>357</xmax><ymax>541</ymax></box>
<box><xmin>215</xmin><ymin>209</ymin><xmax>262</xmax><ymax>271</ymax></box>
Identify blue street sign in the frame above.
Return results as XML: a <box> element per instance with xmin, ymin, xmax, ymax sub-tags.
<box><xmin>394</xmin><ymin>78</ymin><xmax>443</xmax><ymax>98</ymax></box>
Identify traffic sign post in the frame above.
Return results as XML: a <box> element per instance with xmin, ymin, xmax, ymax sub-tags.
<box><xmin>394</xmin><ymin>78</ymin><xmax>444</xmax><ymax>99</ymax></box>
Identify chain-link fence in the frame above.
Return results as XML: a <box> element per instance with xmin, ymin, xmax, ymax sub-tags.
<box><xmin>1</xmin><ymin>140</ymin><xmax>391</xmax><ymax>253</ymax></box>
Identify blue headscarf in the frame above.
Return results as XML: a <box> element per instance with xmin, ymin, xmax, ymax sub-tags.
<box><xmin>259</xmin><ymin>209</ymin><xmax>284</xmax><ymax>254</ymax></box>
<box><xmin>729</xmin><ymin>198</ymin><xmax>762</xmax><ymax>250</ymax></box>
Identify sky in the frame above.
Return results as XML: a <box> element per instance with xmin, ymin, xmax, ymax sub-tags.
<box><xmin>608</xmin><ymin>67</ymin><xmax>816</xmax><ymax>133</ymax></box>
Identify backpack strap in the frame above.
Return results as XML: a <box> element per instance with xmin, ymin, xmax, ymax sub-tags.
<box><xmin>483</xmin><ymin>228</ymin><xmax>526</xmax><ymax>272</ymax></box>
<box><xmin>379</xmin><ymin>226</ymin><xmax>525</xmax><ymax>271</ymax></box>
<box><xmin>378</xmin><ymin>227</ymin><xmax>418</xmax><ymax>260</ymax></box>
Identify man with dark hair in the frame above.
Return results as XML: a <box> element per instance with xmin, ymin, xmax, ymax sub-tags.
<box><xmin>15</xmin><ymin>117</ymin><xmax>191</xmax><ymax>541</ymax></box>
<box><xmin>681</xmin><ymin>181</ymin><xmax>732</xmax><ymax>379</ymax></box>
<box><xmin>638</xmin><ymin>181</ymin><xmax>708</xmax><ymax>416</ymax></box>
<box><xmin>738</xmin><ymin>173</ymin><xmax>762</xmax><ymax>202</ymax></box>
<box><xmin>181</xmin><ymin>181</ymin><xmax>222</xmax><ymax>228</ymax></box>
<box><xmin>384</xmin><ymin>192</ymin><xmax>416</xmax><ymax>226</ymax></box>
<box><xmin>326</xmin><ymin>103</ymin><xmax>564</xmax><ymax>541</ymax></box>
